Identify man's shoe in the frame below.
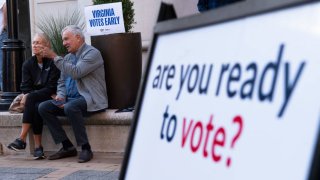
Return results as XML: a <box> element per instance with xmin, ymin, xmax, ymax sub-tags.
<box><xmin>78</xmin><ymin>149</ymin><xmax>93</xmax><ymax>163</ymax></box>
<box><xmin>34</xmin><ymin>146</ymin><xmax>46</xmax><ymax>160</ymax></box>
<box><xmin>7</xmin><ymin>138</ymin><xmax>26</xmax><ymax>151</ymax></box>
<box><xmin>48</xmin><ymin>147</ymin><xmax>77</xmax><ymax>160</ymax></box>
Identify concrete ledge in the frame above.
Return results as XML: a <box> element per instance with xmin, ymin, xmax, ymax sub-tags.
<box><xmin>0</xmin><ymin>110</ymin><xmax>132</xmax><ymax>126</ymax></box>
<box><xmin>0</xmin><ymin>110</ymin><xmax>133</xmax><ymax>154</ymax></box>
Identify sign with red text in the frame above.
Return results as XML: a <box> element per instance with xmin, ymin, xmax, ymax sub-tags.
<box><xmin>85</xmin><ymin>2</ymin><xmax>125</xmax><ymax>35</ymax></box>
<box><xmin>121</xmin><ymin>1</ymin><xmax>320</xmax><ymax>180</ymax></box>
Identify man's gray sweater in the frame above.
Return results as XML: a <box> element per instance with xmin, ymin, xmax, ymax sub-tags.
<box><xmin>54</xmin><ymin>43</ymin><xmax>108</xmax><ymax>112</ymax></box>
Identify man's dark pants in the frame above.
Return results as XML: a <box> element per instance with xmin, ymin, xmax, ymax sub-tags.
<box><xmin>38</xmin><ymin>96</ymin><xmax>89</xmax><ymax>146</ymax></box>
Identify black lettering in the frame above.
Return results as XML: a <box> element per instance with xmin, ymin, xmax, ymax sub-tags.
<box><xmin>176</xmin><ymin>65</ymin><xmax>190</xmax><ymax>100</ymax></box>
<box><xmin>259</xmin><ymin>44</ymin><xmax>284</xmax><ymax>101</ymax></box>
<box><xmin>227</xmin><ymin>63</ymin><xmax>241</xmax><ymax>97</ymax></box>
<box><xmin>240</xmin><ymin>63</ymin><xmax>257</xmax><ymax>99</ymax></box>
<box><xmin>167</xmin><ymin>115</ymin><xmax>177</xmax><ymax>142</ymax></box>
<box><xmin>199</xmin><ymin>64</ymin><xmax>213</xmax><ymax>95</ymax></box>
<box><xmin>216</xmin><ymin>64</ymin><xmax>229</xmax><ymax>96</ymax></box>
<box><xmin>152</xmin><ymin>65</ymin><xmax>161</xmax><ymax>88</ymax></box>
<box><xmin>278</xmin><ymin>61</ymin><xmax>306</xmax><ymax>117</ymax></box>
<box><xmin>188</xmin><ymin>65</ymin><xmax>199</xmax><ymax>93</ymax></box>
<box><xmin>166</xmin><ymin>65</ymin><xmax>175</xmax><ymax>90</ymax></box>
<box><xmin>160</xmin><ymin>106</ymin><xmax>169</xmax><ymax>139</ymax></box>
<box><xmin>159</xmin><ymin>65</ymin><xmax>169</xmax><ymax>89</ymax></box>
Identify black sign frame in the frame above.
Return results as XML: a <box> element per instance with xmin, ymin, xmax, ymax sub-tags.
<box><xmin>119</xmin><ymin>0</ymin><xmax>320</xmax><ymax>179</ymax></box>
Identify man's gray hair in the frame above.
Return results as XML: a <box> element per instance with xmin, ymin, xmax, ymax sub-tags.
<box><xmin>61</xmin><ymin>25</ymin><xmax>84</xmax><ymax>39</ymax></box>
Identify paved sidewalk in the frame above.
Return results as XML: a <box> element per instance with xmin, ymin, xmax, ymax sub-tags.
<box><xmin>0</xmin><ymin>150</ymin><xmax>122</xmax><ymax>179</ymax></box>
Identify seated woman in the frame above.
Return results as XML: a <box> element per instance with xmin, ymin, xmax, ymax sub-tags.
<box><xmin>7</xmin><ymin>33</ymin><xmax>60</xmax><ymax>159</ymax></box>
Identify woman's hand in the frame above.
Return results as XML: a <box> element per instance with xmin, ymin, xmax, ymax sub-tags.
<box><xmin>51</xmin><ymin>94</ymin><xmax>57</xmax><ymax>99</ymax></box>
<box><xmin>20</xmin><ymin>94</ymin><xmax>28</xmax><ymax>105</ymax></box>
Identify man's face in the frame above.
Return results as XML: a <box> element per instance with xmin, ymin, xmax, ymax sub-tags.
<box><xmin>62</xmin><ymin>30</ymin><xmax>81</xmax><ymax>53</ymax></box>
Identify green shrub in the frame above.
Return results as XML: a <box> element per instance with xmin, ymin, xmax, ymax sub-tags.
<box><xmin>93</xmin><ymin>0</ymin><xmax>136</xmax><ymax>32</ymax></box>
<box><xmin>37</xmin><ymin>10</ymin><xmax>85</xmax><ymax>56</ymax></box>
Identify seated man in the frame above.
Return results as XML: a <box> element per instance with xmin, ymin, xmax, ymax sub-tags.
<box><xmin>38</xmin><ymin>25</ymin><xmax>108</xmax><ymax>163</ymax></box>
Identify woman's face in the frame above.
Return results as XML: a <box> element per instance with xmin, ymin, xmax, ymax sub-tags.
<box><xmin>32</xmin><ymin>35</ymin><xmax>47</xmax><ymax>56</ymax></box>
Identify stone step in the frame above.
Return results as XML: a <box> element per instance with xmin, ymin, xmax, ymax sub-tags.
<box><xmin>0</xmin><ymin>110</ymin><xmax>133</xmax><ymax>155</ymax></box>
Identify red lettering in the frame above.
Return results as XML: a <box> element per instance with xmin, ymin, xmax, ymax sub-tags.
<box><xmin>203</xmin><ymin>115</ymin><xmax>214</xmax><ymax>157</ymax></box>
<box><xmin>212</xmin><ymin>127</ymin><xmax>226</xmax><ymax>162</ymax></box>
<box><xmin>181</xmin><ymin>118</ymin><xmax>193</xmax><ymax>147</ymax></box>
<box><xmin>190</xmin><ymin>121</ymin><xmax>203</xmax><ymax>152</ymax></box>
<box><xmin>180</xmin><ymin>114</ymin><xmax>243</xmax><ymax>168</ymax></box>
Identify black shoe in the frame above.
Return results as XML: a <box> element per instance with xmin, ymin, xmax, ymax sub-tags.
<box><xmin>48</xmin><ymin>147</ymin><xmax>77</xmax><ymax>160</ymax></box>
<box><xmin>78</xmin><ymin>149</ymin><xmax>93</xmax><ymax>163</ymax></box>
<box><xmin>7</xmin><ymin>138</ymin><xmax>26</xmax><ymax>151</ymax></box>
<box><xmin>34</xmin><ymin>146</ymin><xmax>46</xmax><ymax>160</ymax></box>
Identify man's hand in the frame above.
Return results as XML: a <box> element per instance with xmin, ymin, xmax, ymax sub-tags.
<box><xmin>53</xmin><ymin>96</ymin><xmax>65</xmax><ymax>109</ymax></box>
<box><xmin>39</xmin><ymin>45</ymin><xmax>58</xmax><ymax>59</ymax></box>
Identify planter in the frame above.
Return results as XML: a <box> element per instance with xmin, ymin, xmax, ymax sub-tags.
<box><xmin>91</xmin><ymin>32</ymin><xmax>142</xmax><ymax>109</ymax></box>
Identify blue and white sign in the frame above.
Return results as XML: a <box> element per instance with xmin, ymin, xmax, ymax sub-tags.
<box><xmin>85</xmin><ymin>2</ymin><xmax>125</xmax><ymax>35</ymax></box>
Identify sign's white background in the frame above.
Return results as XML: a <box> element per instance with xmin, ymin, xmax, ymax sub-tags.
<box><xmin>85</xmin><ymin>2</ymin><xmax>125</xmax><ymax>35</ymax></box>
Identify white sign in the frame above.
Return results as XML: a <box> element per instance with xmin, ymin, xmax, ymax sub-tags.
<box><xmin>122</xmin><ymin>2</ymin><xmax>320</xmax><ymax>180</ymax></box>
<box><xmin>84</xmin><ymin>2</ymin><xmax>125</xmax><ymax>35</ymax></box>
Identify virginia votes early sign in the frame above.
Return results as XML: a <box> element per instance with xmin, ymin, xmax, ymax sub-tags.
<box><xmin>121</xmin><ymin>1</ymin><xmax>320</xmax><ymax>180</ymax></box>
<box><xmin>85</xmin><ymin>2</ymin><xmax>125</xmax><ymax>36</ymax></box>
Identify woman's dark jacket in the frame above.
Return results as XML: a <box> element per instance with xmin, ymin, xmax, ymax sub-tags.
<box><xmin>20</xmin><ymin>56</ymin><xmax>60</xmax><ymax>95</ymax></box>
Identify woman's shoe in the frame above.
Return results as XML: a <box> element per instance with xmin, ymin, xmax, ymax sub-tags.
<box><xmin>7</xmin><ymin>138</ymin><xmax>26</xmax><ymax>151</ymax></box>
<box><xmin>34</xmin><ymin>146</ymin><xmax>46</xmax><ymax>160</ymax></box>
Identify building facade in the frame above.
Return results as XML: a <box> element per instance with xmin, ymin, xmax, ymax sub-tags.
<box><xmin>29</xmin><ymin>0</ymin><xmax>199</xmax><ymax>49</ymax></box>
